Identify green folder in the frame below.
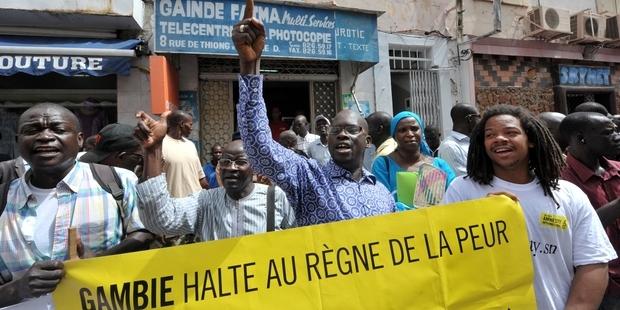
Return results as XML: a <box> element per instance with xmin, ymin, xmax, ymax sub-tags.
<box><xmin>396</xmin><ymin>171</ymin><xmax>418</xmax><ymax>207</ymax></box>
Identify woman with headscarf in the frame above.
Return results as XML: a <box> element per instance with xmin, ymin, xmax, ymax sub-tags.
<box><xmin>372</xmin><ymin>111</ymin><xmax>455</xmax><ymax>209</ymax></box>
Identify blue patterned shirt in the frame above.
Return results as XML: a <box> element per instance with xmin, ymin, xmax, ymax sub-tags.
<box><xmin>237</xmin><ymin>75</ymin><xmax>395</xmax><ymax>226</ymax></box>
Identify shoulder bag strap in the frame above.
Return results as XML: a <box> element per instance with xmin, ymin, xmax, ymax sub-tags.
<box><xmin>89</xmin><ymin>163</ymin><xmax>126</xmax><ymax>236</ymax></box>
<box><xmin>266</xmin><ymin>185</ymin><xmax>276</xmax><ymax>232</ymax></box>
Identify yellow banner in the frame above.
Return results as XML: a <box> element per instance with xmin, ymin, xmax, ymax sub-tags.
<box><xmin>53</xmin><ymin>196</ymin><xmax>535</xmax><ymax>309</ymax></box>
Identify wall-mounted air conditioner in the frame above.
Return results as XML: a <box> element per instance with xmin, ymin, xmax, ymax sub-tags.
<box><xmin>570</xmin><ymin>12</ymin><xmax>608</xmax><ymax>43</ymax></box>
<box><xmin>528</xmin><ymin>7</ymin><xmax>571</xmax><ymax>33</ymax></box>
<box><xmin>606</xmin><ymin>15</ymin><xmax>620</xmax><ymax>39</ymax></box>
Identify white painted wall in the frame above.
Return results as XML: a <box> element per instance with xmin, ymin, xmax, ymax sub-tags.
<box><xmin>371</xmin><ymin>32</ymin><xmax>456</xmax><ymax>136</ymax></box>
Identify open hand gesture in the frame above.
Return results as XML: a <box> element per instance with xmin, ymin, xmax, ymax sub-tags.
<box><xmin>232</xmin><ymin>0</ymin><xmax>265</xmax><ymax>74</ymax></box>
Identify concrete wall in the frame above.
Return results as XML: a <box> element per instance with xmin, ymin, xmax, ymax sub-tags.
<box><xmin>117</xmin><ymin>57</ymin><xmax>151</xmax><ymax>125</ymax></box>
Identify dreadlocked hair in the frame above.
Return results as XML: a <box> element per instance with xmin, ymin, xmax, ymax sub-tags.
<box><xmin>466</xmin><ymin>104</ymin><xmax>565</xmax><ymax>204</ymax></box>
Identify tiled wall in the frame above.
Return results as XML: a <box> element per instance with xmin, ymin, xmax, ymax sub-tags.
<box><xmin>474</xmin><ymin>54</ymin><xmax>555</xmax><ymax>113</ymax></box>
<box><xmin>474</xmin><ymin>54</ymin><xmax>620</xmax><ymax>114</ymax></box>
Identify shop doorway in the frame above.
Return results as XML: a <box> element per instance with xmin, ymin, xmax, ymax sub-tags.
<box><xmin>232</xmin><ymin>81</ymin><xmax>311</xmax><ymax>134</ymax></box>
<box><xmin>566</xmin><ymin>92</ymin><xmax>613</xmax><ymax>113</ymax></box>
<box><xmin>554</xmin><ymin>86</ymin><xmax>617</xmax><ymax>114</ymax></box>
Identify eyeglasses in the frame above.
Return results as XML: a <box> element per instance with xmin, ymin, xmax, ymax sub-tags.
<box><xmin>328</xmin><ymin>125</ymin><xmax>363</xmax><ymax>135</ymax></box>
<box><xmin>219</xmin><ymin>158</ymin><xmax>250</xmax><ymax>168</ymax></box>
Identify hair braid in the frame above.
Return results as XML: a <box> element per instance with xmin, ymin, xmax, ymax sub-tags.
<box><xmin>466</xmin><ymin>105</ymin><xmax>565</xmax><ymax>204</ymax></box>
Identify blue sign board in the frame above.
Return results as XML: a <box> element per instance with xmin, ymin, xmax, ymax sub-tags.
<box><xmin>559</xmin><ymin>65</ymin><xmax>610</xmax><ymax>86</ymax></box>
<box><xmin>0</xmin><ymin>36</ymin><xmax>140</xmax><ymax>77</ymax></box>
<box><xmin>154</xmin><ymin>0</ymin><xmax>379</xmax><ymax>62</ymax></box>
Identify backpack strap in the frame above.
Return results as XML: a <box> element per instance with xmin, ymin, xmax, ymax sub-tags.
<box><xmin>266</xmin><ymin>185</ymin><xmax>276</xmax><ymax>232</ymax></box>
<box><xmin>0</xmin><ymin>179</ymin><xmax>13</xmax><ymax>284</ymax></box>
<box><xmin>0</xmin><ymin>159</ymin><xmax>20</xmax><ymax>285</ymax></box>
<box><xmin>89</xmin><ymin>163</ymin><xmax>126</xmax><ymax>236</ymax></box>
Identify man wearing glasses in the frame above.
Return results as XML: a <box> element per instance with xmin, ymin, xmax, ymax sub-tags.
<box><xmin>134</xmin><ymin>123</ymin><xmax>296</xmax><ymax>240</ymax></box>
<box><xmin>227</xmin><ymin>5</ymin><xmax>395</xmax><ymax>226</ymax></box>
<box><xmin>438</xmin><ymin>104</ymin><xmax>480</xmax><ymax>176</ymax></box>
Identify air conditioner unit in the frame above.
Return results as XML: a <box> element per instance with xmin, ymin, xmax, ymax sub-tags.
<box><xmin>528</xmin><ymin>7</ymin><xmax>571</xmax><ymax>33</ymax></box>
<box><xmin>570</xmin><ymin>12</ymin><xmax>608</xmax><ymax>43</ymax></box>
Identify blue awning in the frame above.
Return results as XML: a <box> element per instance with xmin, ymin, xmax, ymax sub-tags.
<box><xmin>0</xmin><ymin>36</ymin><xmax>141</xmax><ymax>77</ymax></box>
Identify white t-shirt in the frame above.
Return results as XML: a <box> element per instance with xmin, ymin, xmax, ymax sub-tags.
<box><xmin>443</xmin><ymin>176</ymin><xmax>617</xmax><ymax>310</ymax></box>
<box><xmin>26</xmin><ymin>182</ymin><xmax>58</xmax><ymax>258</ymax></box>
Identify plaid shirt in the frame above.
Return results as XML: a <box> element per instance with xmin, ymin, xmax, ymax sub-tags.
<box><xmin>0</xmin><ymin>161</ymin><xmax>144</xmax><ymax>275</ymax></box>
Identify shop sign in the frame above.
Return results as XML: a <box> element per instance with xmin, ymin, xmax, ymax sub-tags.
<box><xmin>0</xmin><ymin>55</ymin><xmax>131</xmax><ymax>77</ymax></box>
<box><xmin>0</xmin><ymin>37</ymin><xmax>140</xmax><ymax>77</ymax></box>
<box><xmin>559</xmin><ymin>65</ymin><xmax>610</xmax><ymax>87</ymax></box>
<box><xmin>154</xmin><ymin>0</ymin><xmax>379</xmax><ymax>62</ymax></box>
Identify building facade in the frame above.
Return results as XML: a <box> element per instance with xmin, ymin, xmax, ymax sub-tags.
<box><xmin>0</xmin><ymin>0</ymin><xmax>150</xmax><ymax>159</ymax></box>
<box><xmin>3</xmin><ymin>0</ymin><xmax>620</xmax><ymax>162</ymax></box>
<box><xmin>457</xmin><ymin>0</ymin><xmax>620</xmax><ymax>115</ymax></box>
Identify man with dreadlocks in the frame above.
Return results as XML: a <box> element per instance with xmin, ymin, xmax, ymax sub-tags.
<box><xmin>442</xmin><ymin>105</ymin><xmax>616</xmax><ymax>310</ymax></box>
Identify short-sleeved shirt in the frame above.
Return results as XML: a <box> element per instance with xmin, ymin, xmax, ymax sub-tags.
<box><xmin>443</xmin><ymin>176</ymin><xmax>616</xmax><ymax>310</ymax></box>
<box><xmin>0</xmin><ymin>161</ymin><xmax>144</xmax><ymax>276</ymax></box>
<box><xmin>162</xmin><ymin>135</ymin><xmax>205</xmax><ymax>197</ymax></box>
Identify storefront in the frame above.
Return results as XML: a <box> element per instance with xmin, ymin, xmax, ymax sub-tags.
<box><xmin>153</xmin><ymin>0</ymin><xmax>379</xmax><ymax>161</ymax></box>
<box><xmin>0</xmin><ymin>36</ymin><xmax>141</xmax><ymax>159</ymax></box>
<box><xmin>470</xmin><ymin>37</ymin><xmax>620</xmax><ymax>115</ymax></box>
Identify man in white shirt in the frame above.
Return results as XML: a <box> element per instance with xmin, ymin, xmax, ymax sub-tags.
<box><xmin>292</xmin><ymin>114</ymin><xmax>319</xmax><ymax>154</ymax></box>
<box><xmin>438</xmin><ymin>104</ymin><xmax>480</xmax><ymax>176</ymax></box>
<box><xmin>307</xmin><ymin>115</ymin><xmax>331</xmax><ymax>165</ymax></box>
<box><xmin>443</xmin><ymin>104</ymin><xmax>616</xmax><ymax>310</ymax></box>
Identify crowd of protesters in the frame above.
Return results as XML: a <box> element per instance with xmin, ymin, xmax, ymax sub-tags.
<box><xmin>0</xmin><ymin>6</ymin><xmax>620</xmax><ymax>310</ymax></box>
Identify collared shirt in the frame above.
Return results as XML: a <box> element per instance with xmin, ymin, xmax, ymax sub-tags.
<box><xmin>296</xmin><ymin>133</ymin><xmax>320</xmax><ymax>154</ymax></box>
<box><xmin>307</xmin><ymin>139</ymin><xmax>331</xmax><ymax>166</ymax></box>
<box><xmin>0</xmin><ymin>161</ymin><xmax>144</xmax><ymax>275</ymax></box>
<box><xmin>137</xmin><ymin>176</ymin><xmax>295</xmax><ymax>241</ymax></box>
<box><xmin>562</xmin><ymin>153</ymin><xmax>620</xmax><ymax>295</ymax></box>
<box><xmin>374</xmin><ymin>138</ymin><xmax>397</xmax><ymax>159</ymax></box>
<box><xmin>437</xmin><ymin>131</ymin><xmax>470</xmax><ymax>176</ymax></box>
<box><xmin>237</xmin><ymin>75</ymin><xmax>395</xmax><ymax>226</ymax></box>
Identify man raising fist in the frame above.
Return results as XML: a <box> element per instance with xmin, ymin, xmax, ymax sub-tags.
<box><xmin>232</xmin><ymin>0</ymin><xmax>394</xmax><ymax>226</ymax></box>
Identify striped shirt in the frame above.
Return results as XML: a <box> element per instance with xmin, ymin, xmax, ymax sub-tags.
<box><xmin>136</xmin><ymin>175</ymin><xmax>295</xmax><ymax>241</ymax></box>
<box><xmin>0</xmin><ymin>161</ymin><xmax>144</xmax><ymax>276</ymax></box>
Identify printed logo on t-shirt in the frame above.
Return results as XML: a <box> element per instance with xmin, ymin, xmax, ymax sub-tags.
<box><xmin>530</xmin><ymin>240</ymin><xmax>558</xmax><ymax>257</ymax></box>
<box><xmin>539</xmin><ymin>213</ymin><xmax>568</xmax><ymax>230</ymax></box>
